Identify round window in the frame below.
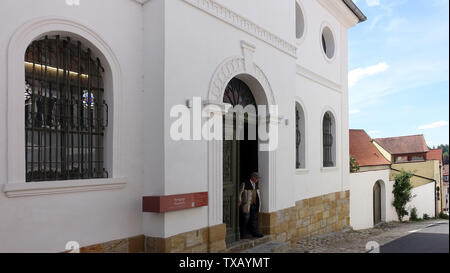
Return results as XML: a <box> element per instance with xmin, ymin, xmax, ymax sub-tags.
<box><xmin>296</xmin><ymin>2</ymin><xmax>305</xmax><ymax>39</ymax></box>
<box><xmin>321</xmin><ymin>26</ymin><xmax>335</xmax><ymax>59</ymax></box>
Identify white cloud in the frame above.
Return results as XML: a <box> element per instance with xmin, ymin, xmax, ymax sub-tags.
<box><xmin>349</xmin><ymin>58</ymin><xmax>448</xmax><ymax>110</ymax></box>
<box><xmin>385</xmin><ymin>18</ymin><xmax>408</xmax><ymax>32</ymax></box>
<box><xmin>349</xmin><ymin>109</ymin><xmax>361</xmax><ymax>115</ymax></box>
<box><xmin>419</xmin><ymin>121</ymin><xmax>449</xmax><ymax>130</ymax></box>
<box><xmin>368</xmin><ymin>130</ymin><xmax>382</xmax><ymax>138</ymax></box>
<box><xmin>349</xmin><ymin>62</ymin><xmax>389</xmax><ymax>87</ymax></box>
<box><xmin>369</xmin><ymin>15</ymin><xmax>384</xmax><ymax>29</ymax></box>
<box><xmin>366</xmin><ymin>0</ymin><xmax>380</xmax><ymax>7</ymax></box>
<box><xmin>432</xmin><ymin>0</ymin><xmax>449</xmax><ymax>7</ymax></box>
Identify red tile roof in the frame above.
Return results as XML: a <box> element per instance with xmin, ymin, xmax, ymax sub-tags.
<box><xmin>373</xmin><ymin>135</ymin><xmax>429</xmax><ymax>155</ymax></box>
<box><xmin>350</xmin><ymin>130</ymin><xmax>391</xmax><ymax>167</ymax></box>
<box><xmin>444</xmin><ymin>165</ymin><xmax>449</xmax><ymax>176</ymax></box>
<box><xmin>427</xmin><ymin>148</ymin><xmax>443</xmax><ymax>164</ymax></box>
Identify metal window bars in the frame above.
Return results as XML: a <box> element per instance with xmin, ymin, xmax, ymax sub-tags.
<box><xmin>24</xmin><ymin>35</ymin><xmax>108</xmax><ymax>182</ymax></box>
<box><xmin>323</xmin><ymin>113</ymin><xmax>334</xmax><ymax>167</ymax></box>
<box><xmin>296</xmin><ymin>105</ymin><xmax>302</xmax><ymax>169</ymax></box>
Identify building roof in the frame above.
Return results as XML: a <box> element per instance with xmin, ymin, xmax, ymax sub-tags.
<box><xmin>350</xmin><ymin>129</ymin><xmax>391</xmax><ymax>167</ymax></box>
<box><xmin>427</xmin><ymin>148</ymin><xmax>443</xmax><ymax>164</ymax></box>
<box><xmin>444</xmin><ymin>165</ymin><xmax>449</xmax><ymax>176</ymax></box>
<box><xmin>342</xmin><ymin>0</ymin><xmax>367</xmax><ymax>23</ymax></box>
<box><xmin>373</xmin><ymin>135</ymin><xmax>429</xmax><ymax>155</ymax></box>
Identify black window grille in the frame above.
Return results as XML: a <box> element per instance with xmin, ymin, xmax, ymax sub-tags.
<box><xmin>223</xmin><ymin>78</ymin><xmax>257</xmax><ymax>108</ymax></box>
<box><xmin>323</xmin><ymin>112</ymin><xmax>334</xmax><ymax>167</ymax></box>
<box><xmin>25</xmin><ymin>35</ymin><xmax>108</xmax><ymax>182</ymax></box>
<box><xmin>296</xmin><ymin>105</ymin><xmax>302</xmax><ymax>169</ymax></box>
<box><xmin>223</xmin><ymin>78</ymin><xmax>258</xmax><ymax>142</ymax></box>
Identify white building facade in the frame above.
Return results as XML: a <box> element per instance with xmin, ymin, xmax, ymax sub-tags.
<box><xmin>0</xmin><ymin>0</ymin><xmax>364</xmax><ymax>253</ymax></box>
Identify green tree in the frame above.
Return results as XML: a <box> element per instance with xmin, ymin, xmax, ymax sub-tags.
<box><xmin>437</xmin><ymin>144</ymin><xmax>449</xmax><ymax>164</ymax></box>
<box><xmin>392</xmin><ymin>170</ymin><xmax>414</xmax><ymax>222</ymax></box>
<box><xmin>350</xmin><ymin>156</ymin><xmax>360</xmax><ymax>173</ymax></box>
<box><xmin>443</xmin><ymin>151</ymin><xmax>449</xmax><ymax>165</ymax></box>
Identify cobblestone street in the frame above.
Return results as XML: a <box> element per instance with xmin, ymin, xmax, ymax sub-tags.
<box><xmin>287</xmin><ymin>220</ymin><xmax>449</xmax><ymax>253</ymax></box>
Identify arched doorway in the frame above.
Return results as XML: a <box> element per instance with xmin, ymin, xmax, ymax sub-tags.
<box><xmin>222</xmin><ymin>78</ymin><xmax>259</xmax><ymax>245</ymax></box>
<box><xmin>373</xmin><ymin>181</ymin><xmax>382</xmax><ymax>225</ymax></box>
<box><xmin>206</xmin><ymin>57</ymin><xmax>278</xmax><ymax>246</ymax></box>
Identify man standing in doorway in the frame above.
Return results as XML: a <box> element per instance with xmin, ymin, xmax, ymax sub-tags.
<box><xmin>239</xmin><ymin>172</ymin><xmax>264</xmax><ymax>238</ymax></box>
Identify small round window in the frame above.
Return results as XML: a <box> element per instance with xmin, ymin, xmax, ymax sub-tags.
<box><xmin>296</xmin><ymin>2</ymin><xmax>305</xmax><ymax>39</ymax></box>
<box><xmin>321</xmin><ymin>26</ymin><xmax>335</xmax><ymax>59</ymax></box>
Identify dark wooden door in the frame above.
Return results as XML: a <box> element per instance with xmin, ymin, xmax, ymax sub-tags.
<box><xmin>223</xmin><ymin>138</ymin><xmax>240</xmax><ymax>245</ymax></box>
<box><xmin>222</xmin><ymin>77</ymin><xmax>258</xmax><ymax>245</ymax></box>
<box><xmin>373</xmin><ymin>181</ymin><xmax>381</xmax><ymax>225</ymax></box>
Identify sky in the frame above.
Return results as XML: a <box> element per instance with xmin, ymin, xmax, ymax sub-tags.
<box><xmin>348</xmin><ymin>0</ymin><xmax>449</xmax><ymax>147</ymax></box>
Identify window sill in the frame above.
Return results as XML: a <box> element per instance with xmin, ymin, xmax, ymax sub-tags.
<box><xmin>3</xmin><ymin>178</ymin><xmax>127</xmax><ymax>198</ymax></box>
<box><xmin>320</xmin><ymin>167</ymin><xmax>338</xmax><ymax>173</ymax></box>
<box><xmin>296</xmin><ymin>169</ymin><xmax>309</xmax><ymax>175</ymax></box>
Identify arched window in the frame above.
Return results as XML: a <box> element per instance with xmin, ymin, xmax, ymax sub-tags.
<box><xmin>295</xmin><ymin>102</ymin><xmax>306</xmax><ymax>169</ymax></box>
<box><xmin>24</xmin><ymin>35</ymin><xmax>108</xmax><ymax>182</ymax></box>
<box><xmin>323</xmin><ymin>111</ymin><xmax>336</xmax><ymax>167</ymax></box>
<box><xmin>295</xmin><ymin>2</ymin><xmax>305</xmax><ymax>39</ymax></box>
<box><xmin>223</xmin><ymin>78</ymin><xmax>257</xmax><ymax>142</ymax></box>
<box><xmin>223</xmin><ymin>78</ymin><xmax>257</xmax><ymax>109</ymax></box>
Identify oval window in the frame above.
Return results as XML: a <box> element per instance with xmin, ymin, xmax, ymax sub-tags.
<box><xmin>296</xmin><ymin>2</ymin><xmax>305</xmax><ymax>39</ymax></box>
<box><xmin>321</xmin><ymin>26</ymin><xmax>335</xmax><ymax>59</ymax></box>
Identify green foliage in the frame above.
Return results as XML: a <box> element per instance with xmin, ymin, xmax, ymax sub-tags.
<box><xmin>439</xmin><ymin>211</ymin><xmax>449</xmax><ymax>220</ymax></box>
<box><xmin>350</xmin><ymin>156</ymin><xmax>360</xmax><ymax>173</ymax></box>
<box><xmin>392</xmin><ymin>170</ymin><xmax>414</xmax><ymax>222</ymax></box>
<box><xmin>410</xmin><ymin>207</ymin><xmax>420</xmax><ymax>221</ymax></box>
<box><xmin>443</xmin><ymin>152</ymin><xmax>449</xmax><ymax>165</ymax></box>
<box><xmin>423</xmin><ymin>214</ymin><xmax>430</xmax><ymax>220</ymax></box>
<box><xmin>437</xmin><ymin>144</ymin><xmax>449</xmax><ymax>154</ymax></box>
<box><xmin>436</xmin><ymin>144</ymin><xmax>449</xmax><ymax>164</ymax></box>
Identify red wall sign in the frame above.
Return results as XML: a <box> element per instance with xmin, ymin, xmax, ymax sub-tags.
<box><xmin>143</xmin><ymin>192</ymin><xmax>208</xmax><ymax>213</ymax></box>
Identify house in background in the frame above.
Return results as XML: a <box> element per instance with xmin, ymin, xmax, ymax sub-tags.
<box><xmin>349</xmin><ymin>130</ymin><xmax>396</xmax><ymax>230</ymax></box>
<box><xmin>426</xmin><ymin>148</ymin><xmax>444</xmax><ymax>213</ymax></box>
<box><xmin>373</xmin><ymin>135</ymin><xmax>438</xmax><ymax>219</ymax></box>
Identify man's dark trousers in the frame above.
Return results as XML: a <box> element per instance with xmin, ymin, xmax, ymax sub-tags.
<box><xmin>241</xmin><ymin>203</ymin><xmax>260</xmax><ymax>237</ymax></box>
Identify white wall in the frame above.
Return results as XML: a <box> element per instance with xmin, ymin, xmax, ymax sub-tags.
<box><xmin>0</xmin><ymin>0</ymin><xmax>144</xmax><ymax>252</ymax></box>
<box><xmin>0</xmin><ymin>0</ymin><xmax>360</xmax><ymax>251</ymax></box>
<box><xmin>293</xmin><ymin>0</ymin><xmax>352</xmax><ymax>202</ymax></box>
<box><xmin>350</xmin><ymin>170</ymin><xmax>397</xmax><ymax>230</ymax></box>
<box><xmin>296</xmin><ymin>0</ymin><xmax>343</xmax><ymax>84</ymax></box>
<box><xmin>157</xmin><ymin>0</ymin><xmax>356</xmax><ymax>238</ymax></box>
<box><xmin>350</xmin><ymin>170</ymin><xmax>436</xmax><ymax>230</ymax></box>
<box><xmin>405</xmin><ymin>182</ymin><xmax>436</xmax><ymax>220</ymax></box>
<box><xmin>158</xmin><ymin>0</ymin><xmax>297</xmax><ymax>237</ymax></box>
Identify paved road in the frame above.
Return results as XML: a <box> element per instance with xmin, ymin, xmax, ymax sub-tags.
<box><xmin>380</xmin><ymin>222</ymin><xmax>449</xmax><ymax>253</ymax></box>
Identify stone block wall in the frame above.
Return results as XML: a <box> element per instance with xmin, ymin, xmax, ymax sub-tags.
<box><xmin>79</xmin><ymin>235</ymin><xmax>145</xmax><ymax>253</ymax></box>
<box><xmin>73</xmin><ymin>192</ymin><xmax>349</xmax><ymax>253</ymax></box>
<box><xmin>259</xmin><ymin>190</ymin><xmax>350</xmax><ymax>244</ymax></box>
<box><xmin>75</xmin><ymin>224</ymin><xmax>227</xmax><ymax>253</ymax></box>
<box><xmin>145</xmin><ymin>224</ymin><xmax>227</xmax><ymax>253</ymax></box>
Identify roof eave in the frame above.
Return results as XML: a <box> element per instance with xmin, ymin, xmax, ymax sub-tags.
<box><xmin>342</xmin><ymin>0</ymin><xmax>367</xmax><ymax>23</ymax></box>
<box><xmin>390</xmin><ymin>151</ymin><xmax>429</xmax><ymax>155</ymax></box>
<box><xmin>359</xmin><ymin>164</ymin><xmax>392</xmax><ymax>168</ymax></box>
